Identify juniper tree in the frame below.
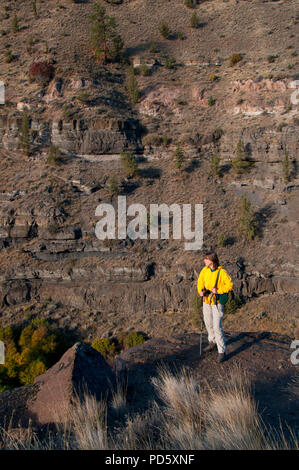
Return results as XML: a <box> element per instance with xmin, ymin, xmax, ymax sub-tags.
<box><xmin>174</xmin><ymin>145</ymin><xmax>184</xmax><ymax>170</ymax></box>
<box><xmin>121</xmin><ymin>152</ymin><xmax>139</xmax><ymax>178</ymax></box>
<box><xmin>210</xmin><ymin>152</ymin><xmax>221</xmax><ymax>177</ymax></box>
<box><xmin>89</xmin><ymin>2</ymin><xmax>123</xmax><ymax>63</ymax></box>
<box><xmin>47</xmin><ymin>144</ymin><xmax>61</xmax><ymax>165</ymax></box>
<box><xmin>232</xmin><ymin>139</ymin><xmax>254</xmax><ymax>174</ymax></box>
<box><xmin>108</xmin><ymin>175</ymin><xmax>119</xmax><ymax>196</ymax></box>
<box><xmin>238</xmin><ymin>194</ymin><xmax>259</xmax><ymax>241</ymax></box>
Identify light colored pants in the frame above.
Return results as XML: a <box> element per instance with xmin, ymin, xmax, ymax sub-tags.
<box><xmin>203</xmin><ymin>302</ymin><xmax>226</xmax><ymax>354</ymax></box>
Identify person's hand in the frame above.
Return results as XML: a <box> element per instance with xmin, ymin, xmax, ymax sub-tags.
<box><xmin>211</xmin><ymin>288</ymin><xmax>218</xmax><ymax>294</ymax></box>
<box><xmin>199</xmin><ymin>290</ymin><xmax>204</xmax><ymax>297</ymax></box>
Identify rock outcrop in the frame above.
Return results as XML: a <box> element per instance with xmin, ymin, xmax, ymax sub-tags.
<box><xmin>23</xmin><ymin>343</ymin><xmax>114</xmax><ymax>426</ymax></box>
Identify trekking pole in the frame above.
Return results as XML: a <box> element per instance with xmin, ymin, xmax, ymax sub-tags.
<box><xmin>200</xmin><ymin>317</ymin><xmax>203</xmax><ymax>356</ymax></box>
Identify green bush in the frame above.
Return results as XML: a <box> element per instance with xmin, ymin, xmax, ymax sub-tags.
<box><xmin>190</xmin><ymin>12</ymin><xmax>200</xmax><ymax>28</ymax></box>
<box><xmin>120</xmin><ymin>332</ymin><xmax>146</xmax><ymax>349</ymax></box>
<box><xmin>165</xmin><ymin>56</ymin><xmax>176</xmax><ymax>69</ymax></box>
<box><xmin>149</xmin><ymin>43</ymin><xmax>158</xmax><ymax>53</ymax></box>
<box><xmin>230</xmin><ymin>53</ymin><xmax>242</xmax><ymax>66</ymax></box>
<box><xmin>218</xmin><ymin>233</ymin><xmax>228</xmax><ymax>247</ymax></box>
<box><xmin>210</xmin><ymin>153</ymin><xmax>221</xmax><ymax>177</ymax></box>
<box><xmin>91</xmin><ymin>338</ymin><xmax>117</xmax><ymax>359</ymax></box>
<box><xmin>208</xmin><ymin>96</ymin><xmax>216</xmax><ymax>106</ymax></box>
<box><xmin>47</xmin><ymin>144</ymin><xmax>61</xmax><ymax>165</ymax></box>
<box><xmin>121</xmin><ymin>151</ymin><xmax>139</xmax><ymax>178</ymax></box>
<box><xmin>185</xmin><ymin>0</ymin><xmax>197</xmax><ymax>8</ymax></box>
<box><xmin>4</xmin><ymin>50</ymin><xmax>14</xmax><ymax>63</ymax></box>
<box><xmin>108</xmin><ymin>175</ymin><xmax>119</xmax><ymax>195</ymax></box>
<box><xmin>173</xmin><ymin>145</ymin><xmax>184</xmax><ymax>169</ymax></box>
<box><xmin>224</xmin><ymin>293</ymin><xmax>242</xmax><ymax>315</ymax></box>
<box><xmin>189</xmin><ymin>290</ymin><xmax>202</xmax><ymax>329</ymax></box>
<box><xmin>159</xmin><ymin>21</ymin><xmax>171</xmax><ymax>39</ymax></box>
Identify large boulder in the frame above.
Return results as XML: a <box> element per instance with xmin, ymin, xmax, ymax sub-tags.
<box><xmin>25</xmin><ymin>342</ymin><xmax>115</xmax><ymax>425</ymax></box>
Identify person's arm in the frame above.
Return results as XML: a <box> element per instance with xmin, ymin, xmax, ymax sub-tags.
<box><xmin>217</xmin><ymin>269</ymin><xmax>233</xmax><ymax>294</ymax></box>
<box><xmin>197</xmin><ymin>268</ymin><xmax>206</xmax><ymax>295</ymax></box>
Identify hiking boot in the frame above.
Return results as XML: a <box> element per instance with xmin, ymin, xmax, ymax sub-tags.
<box><xmin>218</xmin><ymin>353</ymin><xmax>227</xmax><ymax>363</ymax></box>
<box><xmin>203</xmin><ymin>342</ymin><xmax>217</xmax><ymax>353</ymax></box>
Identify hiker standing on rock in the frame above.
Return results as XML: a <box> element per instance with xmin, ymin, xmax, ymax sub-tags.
<box><xmin>197</xmin><ymin>252</ymin><xmax>233</xmax><ymax>363</ymax></box>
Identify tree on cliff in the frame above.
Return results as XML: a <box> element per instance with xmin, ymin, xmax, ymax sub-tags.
<box><xmin>89</xmin><ymin>2</ymin><xmax>123</xmax><ymax>63</ymax></box>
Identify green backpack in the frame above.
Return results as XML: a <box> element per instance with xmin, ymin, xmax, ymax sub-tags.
<box><xmin>210</xmin><ymin>268</ymin><xmax>232</xmax><ymax>305</ymax></box>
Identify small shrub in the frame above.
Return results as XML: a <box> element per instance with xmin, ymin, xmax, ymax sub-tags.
<box><xmin>173</xmin><ymin>145</ymin><xmax>184</xmax><ymax>170</ymax></box>
<box><xmin>107</xmin><ymin>175</ymin><xmax>119</xmax><ymax>195</ymax></box>
<box><xmin>189</xmin><ymin>290</ymin><xmax>202</xmax><ymax>329</ymax></box>
<box><xmin>224</xmin><ymin>292</ymin><xmax>242</xmax><ymax>315</ymax></box>
<box><xmin>210</xmin><ymin>73</ymin><xmax>218</xmax><ymax>82</ymax></box>
<box><xmin>165</xmin><ymin>56</ymin><xmax>176</xmax><ymax>69</ymax></box>
<box><xmin>210</xmin><ymin>153</ymin><xmax>221</xmax><ymax>177</ymax></box>
<box><xmin>140</xmin><ymin>60</ymin><xmax>149</xmax><ymax>77</ymax></box>
<box><xmin>149</xmin><ymin>43</ymin><xmax>158</xmax><ymax>53</ymax></box>
<box><xmin>217</xmin><ymin>233</ymin><xmax>228</xmax><ymax>247</ymax></box>
<box><xmin>12</xmin><ymin>13</ymin><xmax>19</xmax><ymax>33</ymax></box>
<box><xmin>208</xmin><ymin>96</ymin><xmax>216</xmax><ymax>106</ymax></box>
<box><xmin>121</xmin><ymin>151</ymin><xmax>139</xmax><ymax>178</ymax></box>
<box><xmin>47</xmin><ymin>144</ymin><xmax>61</xmax><ymax>165</ymax></box>
<box><xmin>267</xmin><ymin>54</ymin><xmax>277</xmax><ymax>63</ymax></box>
<box><xmin>163</xmin><ymin>136</ymin><xmax>171</xmax><ymax>147</ymax></box>
<box><xmin>229</xmin><ymin>53</ymin><xmax>242</xmax><ymax>66</ymax></box>
<box><xmin>91</xmin><ymin>338</ymin><xmax>117</xmax><ymax>359</ymax></box>
<box><xmin>159</xmin><ymin>21</ymin><xmax>171</xmax><ymax>39</ymax></box>
<box><xmin>120</xmin><ymin>332</ymin><xmax>146</xmax><ymax>350</ymax></box>
<box><xmin>4</xmin><ymin>49</ymin><xmax>14</xmax><ymax>63</ymax></box>
<box><xmin>110</xmin><ymin>34</ymin><xmax>124</xmax><ymax>62</ymax></box>
<box><xmin>76</xmin><ymin>91</ymin><xmax>91</xmax><ymax>104</ymax></box>
<box><xmin>29</xmin><ymin>61</ymin><xmax>55</xmax><ymax>86</ymax></box>
<box><xmin>184</xmin><ymin>0</ymin><xmax>197</xmax><ymax>8</ymax></box>
<box><xmin>190</xmin><ymin>12</ymin><xmax>200</xmax><ymax>28</ymax></box>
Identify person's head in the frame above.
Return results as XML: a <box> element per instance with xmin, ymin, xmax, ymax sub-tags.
<box><xmin>204</xmin><ymin>252</ymin><xmax>220</xmax><ymax>269</ymax></box>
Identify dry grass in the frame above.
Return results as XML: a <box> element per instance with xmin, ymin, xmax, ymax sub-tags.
<box><xmin>0</xmin><ymin>366</ymin><xmax>298</xmax><ymax>450</ymax></box>
<box><xmin>110</xmin><ymin>379</ymin><xmax>128</xmax><ymax>416</ymax></box>
<box><xmin>66</xmin><ymin>393</ymin><xmax>109</xmax><ymax>450</ymax></box>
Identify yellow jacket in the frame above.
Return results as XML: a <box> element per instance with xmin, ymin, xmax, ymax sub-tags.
<box><xmin>197</xmin><ymin>265</ymin><xmax>233</xmax><ymax>305</ymax></box>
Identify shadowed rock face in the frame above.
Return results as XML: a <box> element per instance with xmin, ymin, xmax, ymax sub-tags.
<box><xmin>25</xmin><ymin>342</ymin><xmax>115</xmax><ymax>426</ymax></box>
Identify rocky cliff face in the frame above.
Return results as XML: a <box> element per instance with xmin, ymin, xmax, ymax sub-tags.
<box><xmin>0</xmin><ymin>113</ymin><xmax>142</xmax><ymax>155</ymax></box>
<box><xmin>0</xmin><ymin>0</ymin><xmax>298</xmax><ymax>338</ymax></box>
